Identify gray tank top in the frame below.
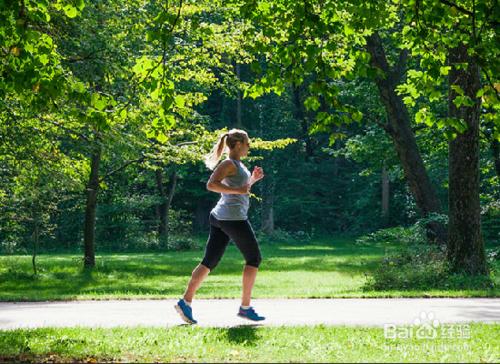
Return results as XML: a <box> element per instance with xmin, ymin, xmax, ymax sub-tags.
<box><xmin>210</xmin><ymin>158</ymin><xmax>251</xmax><ymax>220</ymax></box>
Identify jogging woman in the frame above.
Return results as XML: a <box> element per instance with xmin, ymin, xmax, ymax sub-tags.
<box><xmin>174</xmin><ymin>129</ymin><xmax>265</xmax><ymax>324</ymax></box>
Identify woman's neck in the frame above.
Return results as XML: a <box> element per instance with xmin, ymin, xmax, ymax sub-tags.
<box><xmin>228</xmin><ymin>153</ymin><xmax>241</xmax><ymax>161</ymax></box>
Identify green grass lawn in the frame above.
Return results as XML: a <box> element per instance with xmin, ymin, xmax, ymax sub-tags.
<box><xmin>0</xmin><ymin>237</ymin><xmax>498</xmax><ymax>301</ymax></box>
<box><xmin>1</xmin><ymin>237</ymin><xmax>498</xmax><ymax>362</ymax></box>
<box><xmin>0</xmin><ymin>324</ymin><xmax>498</xmax><ymax>362</ymax></box>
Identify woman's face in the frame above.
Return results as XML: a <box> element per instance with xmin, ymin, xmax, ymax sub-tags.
<box><xmin>237</xmin><ymin>137</ymin><xmax>250</xmax><ymax>156</ymax></box>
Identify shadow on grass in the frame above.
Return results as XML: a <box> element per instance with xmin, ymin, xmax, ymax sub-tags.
<box><xmin>222</xmin><ymin>325</ymin><xmax>262</xmax><ymax>346</ymax></box>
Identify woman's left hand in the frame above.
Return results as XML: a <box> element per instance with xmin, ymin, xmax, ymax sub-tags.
<box><xmin>250</xmin><ymin>166</ymin><xmax>265</xmax><ymax>185</ymax></box>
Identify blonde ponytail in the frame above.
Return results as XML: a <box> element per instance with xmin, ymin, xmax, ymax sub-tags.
<box><xmin>204</xmin><ymin>133</ymin><xmax>229</xmax><ymax>170</ymax></box>
<box><xmin>204</xmin><ymin>129</ymin><xmax>248</xmax><ymax>170</ymax></box>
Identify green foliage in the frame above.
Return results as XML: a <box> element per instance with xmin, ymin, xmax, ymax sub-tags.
<box><xmin>361</xmin><ymin>217</ymin><xmax>498</xmax><ymax>292</ymax></box>
<box><xmin>166</xmin><ymin>235</ymin><xmax>202</xmax><ymax>251</ymax></box>
<box><xmin>96</xmin><ymin>189</ymin><xmax>196</xmax><ymax>251</ymax></box>
<box><xmin>256</xmin><ymin>228</ymin><xmax>312</xmax><ymax>244</ymax></box>
<box><xmin>482</xmin><ymin>201</ymin><xmax>500</xmax><ymax>245</ymax></box>
<box><xmin>355</xmin><ymin>213</ymin><xmax>448</xmax><ymax>247</ymax></box>
<box><xmin>329</xmin><ymin>125</ymin><xmax>397</xmax><ymax>171</ymax></box>
<box><xmin>355</xmin><ymin>212</ymin><xmax>498</xmax><ymax>291</ymax></box>
<box><xmin>237</xmin><ymin>0</ymin><xmax>382</xmax><ymax>135</ymax></box>
<box><xmin>356</xmin><ymin>225</ymin><xmax>425</xmax><ymax>247</ymax></box>
<box><xmin>1</xmin><ymin>0</ymin><xmax>499</xmax><ymax>271</ymax></box>
<box><xmin>396</xmin><ymin>0</ymin><xmax>499</xmax><ymax>138</ymax></box>
<box><xmin>364</xmin><ymin>240</ymin><xmax>495</xmax><ymax>291</ymax></box>
<box><xmin>369</xmin><ymin>243</ymin><xmax>446</xmax><ymax>290</ymax></box>
<box><xmin>237</xmin><ymin>0</ymin><xmax>499</xmax><ymax>143</ymax></box>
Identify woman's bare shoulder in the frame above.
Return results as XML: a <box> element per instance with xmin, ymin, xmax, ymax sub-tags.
<box><xmin>215</xmin><ymin>159</ymin><xmax>237</xmax><ymax>174</ymax></box>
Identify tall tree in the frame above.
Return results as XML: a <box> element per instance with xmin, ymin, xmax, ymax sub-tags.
<box><xmin>365</xmin><ymin>31</ymin><xmax>447</xmax><ymax>242</ymax></box>
<box><xmin>397</xmin><ymin>0</ymin><xmax>499</xmax><ymax>274</ymax></box>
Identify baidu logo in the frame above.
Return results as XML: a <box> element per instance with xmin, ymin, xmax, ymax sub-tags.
<box><xmin>384</xmin><ymin>311</ymin><xmax>441</xmax><ymax>339</ymax></box>
<box><xmin>413</xmin><ymin>311</ymin><xmax>440</xmax><ymax>339</ymax></box>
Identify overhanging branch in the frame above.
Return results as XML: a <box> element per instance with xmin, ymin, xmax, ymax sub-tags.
<box><xmin>99</xmin><ymin>140</ymin><xmax>198</xmax><ymax>182</ymax></box>
<box><xmin>439</xmin><ymin>0</ymin><xmax>473</xmax><ymax>16</ymax></box>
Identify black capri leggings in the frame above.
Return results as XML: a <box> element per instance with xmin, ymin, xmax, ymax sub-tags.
<box><xmin>201</xmin><ymin>212</ymin><xmax>262</xmax><ymax>270</ymax></box>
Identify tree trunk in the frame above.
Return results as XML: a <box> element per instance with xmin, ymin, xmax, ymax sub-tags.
<box><xmin>156</xmin><ymin>169</ymin><xmax>167</xmax><ymax>246</ymax></box>
<box><xmin>381</xmin><ymin>163</ymin><xmax>390</xmax><ymax>225</ymax></box>
<box><xmin>155</xmin><ymin>204</ymin><xmax>161</xmax><ymax>226</ymax></box>
<box><xmin>446</xmin><ymin>43</ymin><xmax>488</xmax><ymax>275</ymax></box>
<box><xmin>491</xmin><ymin>139</ymin><xmax>500</xmax><ymax>183</ymax></box>
<box><xmin>166</xmin><ymin>170</ymin><xmax>178</xmax><ymax>233</ymax></box>
<box><xmin>83</xmin><ymin>143</ymin><xmax>101</xmax><ymax>269</ymax></box>
<box><xmin>194</xmin><ymin>199</ymin><xmax>212</xmax><ymax>231</ymax></box>
<box><xmin>365</xmin><ymin>32</ymin><xmax>447</xmax><ymax>244</ymax></box>
<box><xmin>32</xmin><ymin>212</ymin><xmax>39</xmax><ymax>275</ymax></box>
<box><xmin>156</xmin><ymin>168</ymin><xmax>178</xmax><ymax>247</ymax></box>
<box><xmin>292</xmin><ymin>84</ymin><xmax>313</xmax><ymax>158</ymax></box>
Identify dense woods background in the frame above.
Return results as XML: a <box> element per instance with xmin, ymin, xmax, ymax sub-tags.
<box><xmin>1</xmin><ymin>0</ymin><xmax>499</xmax><ymax>275</ymax></box>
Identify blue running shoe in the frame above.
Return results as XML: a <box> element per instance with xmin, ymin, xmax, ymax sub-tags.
<box><xmin>237</xmin><ymin>306</ymin><xmax>265</xmax><ymax>321</ymax></box>
<box><xmin>174</xmin><ymin>299</ymin><xmax>197</xmax><ymax>324</ymax></box>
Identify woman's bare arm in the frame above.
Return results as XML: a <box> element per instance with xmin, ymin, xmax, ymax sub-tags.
<box><xmin>206</xmin><ymin>160</ymin><xmax>249</xmax><ymax>194</ymax></box>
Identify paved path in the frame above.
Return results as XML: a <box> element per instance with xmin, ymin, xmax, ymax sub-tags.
<box><xmin>1</xmin><ymin>298</ymin><xmax>499</xmax><ymax>329</ymax></box>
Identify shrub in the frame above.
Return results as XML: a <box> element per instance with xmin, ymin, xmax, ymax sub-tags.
<box><xmin>360</xmin><ymin>214</ymin><xmax>497</xmax><ymax>292</ymax></box>
<box><xmin>363</xmin><ymin>238</ymin><xmax>496</xmax><ymax>292</ymax></box>
<box><xmin>355</xmin><ymin>213</ymin><xmax>448</xmax><ymax>246</ymax></box>
<box><xmin>355</xmin><ymin>225</ymin><xmax>425</xmax><ymax>246</ymax></box>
